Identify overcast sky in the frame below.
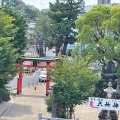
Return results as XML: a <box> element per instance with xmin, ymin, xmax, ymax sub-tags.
<box><xmin>22</xmin><ymin>0</ymin><xmax>120</xmax><ymax>10</ymax></box>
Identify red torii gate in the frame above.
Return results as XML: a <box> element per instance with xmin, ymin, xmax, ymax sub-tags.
<box><xmin>15</xmin><ymin>56</ymin><xmax>59</xmax><ymax>96</ymax></box>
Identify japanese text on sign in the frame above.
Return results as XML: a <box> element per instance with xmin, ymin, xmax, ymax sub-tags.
<box><xmin>88</xmin><ymin>97</ymin><xmax>120</xmax><ymax>111</ymax></box>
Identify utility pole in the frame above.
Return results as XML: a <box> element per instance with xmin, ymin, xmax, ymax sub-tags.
<box><xmin>80</xmin><ymin>2</ymin><xmax>85</xmax><ymax>57</ymax></box>
<box><xmin>39</xmin><ymin>37</ymin><xmax>44</xmax><ymax>57</ymax></box>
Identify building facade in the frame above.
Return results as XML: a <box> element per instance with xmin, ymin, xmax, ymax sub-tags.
<box><xmin>98</xmin><ymin>0</ymin><xmax>111</xmax><ymax>4</ymax></box>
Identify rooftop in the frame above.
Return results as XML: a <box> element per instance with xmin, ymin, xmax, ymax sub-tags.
<box><xmin>22</xmin><ymin>56</ymin><xmax>59</xmax><ymax>62</ymax></box>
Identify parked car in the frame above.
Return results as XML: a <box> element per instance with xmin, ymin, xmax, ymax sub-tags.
<box><xmin>39</xmin><ymin>70</ymin><xmax>47</xmax><ymax>82</ymax></box>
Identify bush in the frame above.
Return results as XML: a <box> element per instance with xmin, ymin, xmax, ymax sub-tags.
<box><xmin>0</xmin><ymin>88</ymin><xmax>10</xmax><ymax>103</ymax></box>
<box><xmin>45</xmin><ymin>97</ymin><xmax>52</xmax><ymax>112</ymax></box>
<box><xmin>2</xmin><ymin>94</ymin><xmax>11</xmax><ymax>101</ymax></box>
<box><xmin>57</xmin><ymin>113</ymin><xmax>66</xmax><ymax>118</ymax></box>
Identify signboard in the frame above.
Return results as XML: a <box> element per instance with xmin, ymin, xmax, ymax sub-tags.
<box><xmin>88</xmin><ymin>97</ymin><xmax>120</xmax><ymax>111</ymax></box>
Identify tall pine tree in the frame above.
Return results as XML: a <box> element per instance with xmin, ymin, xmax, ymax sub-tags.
<box><xmin>3</xmin><ymin>5</ymin><xmax>27</xmax><ymax>63</ymax></box>
<box><xmin>0</xmin><ymin>9</ymin><xmax>18</xmax><ymax>102</ymax></box>
<box><xmin>48</xmin><ymin>0</ymin><xmax>85</xmax><ymax>55</ymax></box>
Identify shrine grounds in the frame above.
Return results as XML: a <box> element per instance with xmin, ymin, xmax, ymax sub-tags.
<box><xmin>0</xmin><ymin>82</ymin><xmax>120</xmax><ymax>120</ymax></box>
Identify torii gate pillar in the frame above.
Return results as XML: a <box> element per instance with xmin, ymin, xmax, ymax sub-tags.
<box><xmin>46</xmin><ymin>62</ymin><xmax>50</xmax><ymax>96</ymax></box>
<box><xmin>17</xmin><ymin>65</ymin><xmax>23</xmax><ymax>94</ymax></box>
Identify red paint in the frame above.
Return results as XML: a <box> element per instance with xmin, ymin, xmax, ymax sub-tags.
<box><xmin>46</xmin><ymin>62</ymin><xmax>50</xmax><ymax>96</ymax></box>
<box><xmin>17</xmin><ymin>66</ymin><xmax>23</xmax><ymax>94</ymax></box>
<box><xmin>19</xmin><ymin>68</ymin><xmax>23</xmax><ymax>93</ymax></box>
<box><xmin>90</xmin><ymin>101</ymin><xmax>99</xmax><ymax>108</ymax></box>
<box><xmin>15</xmin><ymin>64</ymin><xmax>54</xmax><ymax>69</ymax></box>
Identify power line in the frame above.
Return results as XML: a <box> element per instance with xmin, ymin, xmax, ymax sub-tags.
<box><xmin>42</xmin><ymin>21</ymin><xmax>75</xmax><ymax>38</ymax></box>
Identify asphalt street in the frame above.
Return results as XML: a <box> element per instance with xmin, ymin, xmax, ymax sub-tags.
<box><xmin>26</xmin><ymin>46</ymin><xmax>56</xmax><ymax>57</ymax></box>
<box><xmin>7</xmin><ymin>70</ymin><xmax>40</xmax><ymax>90</ymax></box>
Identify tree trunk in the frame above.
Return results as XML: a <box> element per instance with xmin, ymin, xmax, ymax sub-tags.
<box><xmin>0</xmin><ymin>94</ymin><xmax>2</xmax><ymax>103</ymax></box>
<box><xmin>69</xmin><ymin>105</ymin><xmax>73</xmax><ymax>119</ymax></box>
<box><xmin>39</xmin><ymin>47</ymin><xmax>44</xmax><ymax>57</ymax></box>
<box><xmin>56</xmin><ymin>103</ymin><xmax>59</xmax><ymax>117</ymax></box>
<box><xmin>52</xmin><ymin>98</ymin><xmax>57</xmax><ymax>117</ymax></box>
<box><xmin>39</xmin><ymin>39</ymin><xmax>44</xmax><ymax>57</ymax></box>
<box><xmin>66</xmin><ymin>105</ymin><xmax>69</xmax><ymax>118</ymax></box>
<box><xmin>55</xmin><ymin>47</ymin><xmax>60</xmax><ymax>56</ymax></box>
<box><xmin>36</xmin><ymin>39</ymin><xmax>44</xmax><ymax>57</ymax></box>
<box><xmin>62</xmin><ymin>43</ymin><xmax>67</xmax><ymax>55</ymax></box>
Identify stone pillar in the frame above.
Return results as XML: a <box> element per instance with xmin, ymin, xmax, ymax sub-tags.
<box><xmin>117</xmin><ymin>78</ymin><xmax>120</xmax><ymax>93</ymax></box>
<box><xmin>38</xmin><ymin>113</ymin><xmax>42</xmax><ymax>120</ymax></box>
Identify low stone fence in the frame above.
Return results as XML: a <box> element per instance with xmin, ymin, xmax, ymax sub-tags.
<box><xmin>38</xmin><ymin>113</ymin><xmax>79</xmax><ymax>120</ymax></box>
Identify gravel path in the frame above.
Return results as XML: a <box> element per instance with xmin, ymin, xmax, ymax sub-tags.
<box><xmin>0</xmin><ymin>82</ymin><xmax>119</xmax><ymax>120</ymax></box>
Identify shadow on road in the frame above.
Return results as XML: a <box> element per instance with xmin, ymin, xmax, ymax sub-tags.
<box><xmin>3</xmin><ymin>103</ymin><xmax>33</xmax><ymax>117</ymax></box>
<box><xmin>18</xmin><ymin>94</ymin><xmax>47</xmax><ymax>99</ymax></box>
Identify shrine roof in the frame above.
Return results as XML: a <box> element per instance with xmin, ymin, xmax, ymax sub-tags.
<box><xmin>22</xmin><ymin>56</ymin><xmax>59</xmax><ymax>62</ymax></box>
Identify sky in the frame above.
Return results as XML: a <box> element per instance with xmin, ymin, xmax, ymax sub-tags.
<box><xmin>22</xmin><ymin>0</ymin><xmax>120</xmax><ymax>10</ymax></box>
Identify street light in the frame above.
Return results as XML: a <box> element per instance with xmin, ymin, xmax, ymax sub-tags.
<box><xmin>104</xmin><ymin>82</ymin><xmax>116</xmax><ymax>120</ymax></box>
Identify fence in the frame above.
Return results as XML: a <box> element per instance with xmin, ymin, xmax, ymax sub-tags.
<box><xmin>6</xmin><ymin>80</ymin><xmax>46</xmax><ymax>94</ymax></box>
<box><xmin>38</xmin><ymin>113</ymin><xmax>79</xmax><ymax>120</ymax></box>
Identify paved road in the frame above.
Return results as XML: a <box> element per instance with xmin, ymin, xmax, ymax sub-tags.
<box><xmin>26</xmin><ymin>46</ymin><xmax>56</xmax><ymax>57</ymax></box>
<box><xmin>7</xmin><ymin>71</ymin><xmax>40</xmax><ymax>90</ymax></box>
<box><xmin>46</xmin><ymin>48</ymin><xmax>56</xmax><ymax>57</ymax></box>
<box><xmin>0</xmin><ymin>84</ymin><xmax>52</xmax><ymax>120</ymax></box>
<box><xmin>1</xmin><ymin>84</ymin><xmax>99</xmax><ymax>120</ymax></box>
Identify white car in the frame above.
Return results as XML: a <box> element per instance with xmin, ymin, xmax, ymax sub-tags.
<box><xmin>39</xmin><ymin>71</ymin><xmax>47</xmax><ymax>82</ymax></box>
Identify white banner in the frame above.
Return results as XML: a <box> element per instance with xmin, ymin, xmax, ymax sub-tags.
<box><xmin>88</xmin><ymin>97</ymin><xmax>120</xmax><ymax>111</ymax></box>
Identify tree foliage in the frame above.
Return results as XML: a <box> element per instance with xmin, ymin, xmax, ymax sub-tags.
<box><xmin>3</xmin><ymin>6</ymin><xmax>27</xmax><ymax>62</ymax></box>
<box><xmin>76</xmin><ymin>4</ymin><xmax>120</xmax><ymax>61</ymax></box>
<box><xmin>4</xmin><ymin>0</ymin><xmax>39</xmax><ymax>21</ymax></box>
<box><xmin>0</xmin><ymin>1</ymin><xmax>28</xmax><ymax>102</ymax></box>
<box><xmin>49</xmin><ymin>56</ymin><xmax>99</xmax><ymax>118</ymax></box>
<box><xmin>34</xmin><ymin>10</ymin><xmax>54</xmax><ymax>47</ymax></box>
<box><xmin>48</xmin><ymin>0</ymin><xmax>85</xmax><ymax>55</ymax></box>
<box><xmin>0</xmin><ymin>9</ymin><xmax>18</xmax><ymax>98</ymax></box>
<box><xmin>76</xmin><ymin>5</ymin><xmax>120</xmax><ymax>97</ymax></box>
<box><xmin>23</xmin><ymin>5</ymin><xmax>39</xmax><ymax>21</ymax></box>
<box><xmin>76</xmin><ymin>5</ymin><xmax>120</xmax><ymax>73</ymax></box>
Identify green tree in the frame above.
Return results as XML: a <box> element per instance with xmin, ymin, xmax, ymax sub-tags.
<box><xmin>48</xmin><ymin>0</ymin><xmax>85</xmax><ymax>55</ymax></box>
<box><xmin>0</xmin><ymin>9</ymin><xmax>18</xmax><ymax>102</ymax></box>
<box><xmin>7</xmin><ymin>0</ymin><xmax>25</xmax><ymax>9</ymax></box>
<box><xmin>24</xmin><ymin>5</ymin><xmax>39</xmax><ymax>21</ymax></box>
<box><xmin>4</xmin><ymin>0</ymin><xmax>39</xmax><ymax>21</ymax></box>
<box><xmin>3</xmin><ymin>6</ymin><xmax>27</xmax><ymax>63</ymax></box>
<box><xmin>49</xmin><ymin>56</ymin><xmax>99</xmax><ymax>118</ymax></box>
<box><xmin>76</xmin><ymin>5</ymin><xmax>120</xmax><ymax>96</ymax></box>
<box><xmin>34</xmin><ymin>10</ymin><xmax>54</xmax><ymax>56</ymax></box>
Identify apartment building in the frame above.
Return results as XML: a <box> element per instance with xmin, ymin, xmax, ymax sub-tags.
<box><xmin>98</xmin><ymin>0</ymin><xmax>111</xmax><ymax>4</ymax></box>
